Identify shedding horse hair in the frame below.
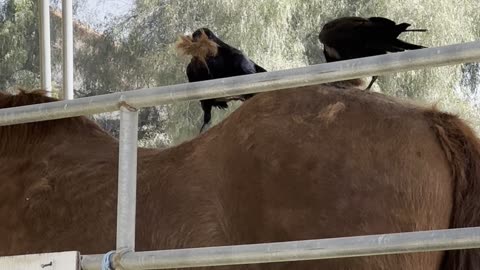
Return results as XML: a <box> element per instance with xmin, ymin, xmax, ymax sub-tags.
<box><xmin>176</xmin><ymin>30</ymin><xmax>219</xmax><ymax>64</ymax></box>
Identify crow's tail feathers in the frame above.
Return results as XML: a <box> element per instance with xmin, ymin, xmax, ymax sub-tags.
<box><xmin>393</xmin><ymin>39</ymin><xmax>426</xmax><ymax>50</ymax></box>
<box><xmin>403</xmin><ymin>28</ymin><xmax>428</xmax><ymax>32</ymax></box>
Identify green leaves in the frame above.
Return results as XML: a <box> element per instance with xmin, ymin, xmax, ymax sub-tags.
<box><xmin>0</xmin><ymin>0</ymin><xmax>39</xmax><ymax>90</ymax></box>
<box><xmin>1</xmin><ymin>0</ymin><xmax>479</xmax><ymax>145</ymax></box>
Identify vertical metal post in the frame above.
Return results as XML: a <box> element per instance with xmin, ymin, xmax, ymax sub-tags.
<box><xmin>62</xmin><ymin>0</ymin><xmax>74</xmax><ymax>100</ymax></box>
<box><xmin>39</xmin><ymin>0</ymin><xmax>52</xmax><ymax>96</ymax></box>
<box><xmin>116</xmin><ymin>104</ymin><xmax>139</xmax><ymax>251</ymax></box>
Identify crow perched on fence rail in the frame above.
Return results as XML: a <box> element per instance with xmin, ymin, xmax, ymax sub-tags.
<box><xmin>177</xmin><ymin>28</ymin><xmax>267</xmax><ymax>133</ymax></box>
<box><xmin>319</xmin><ymin>16</ymin><xmax>427</xmax><ymax>90</ymax></box>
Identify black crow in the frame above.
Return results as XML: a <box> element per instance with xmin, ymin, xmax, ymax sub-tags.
<box><xmin>319</xmin><ymin>16</ymin><xmax>427</xmax><ymax>90</ymax></box>
<box><xmin>177</xmin><ymin>28</ymin><xmax>266</xmax><ymax>133</ymax></box>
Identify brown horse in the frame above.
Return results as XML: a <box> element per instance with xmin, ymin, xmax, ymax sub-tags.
<box><xmin>0</xmin><ymin>85</ymin><xmax>479</xmax><ymax>270</ymax></box>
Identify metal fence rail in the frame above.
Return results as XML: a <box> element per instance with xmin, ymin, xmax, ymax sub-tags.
<box><xmin>80</xmin><ymin>227</ymin><xmax>480</xmax><ymax>270</ymax></box>
<box><xmin>1</xmin><ymin>40</ymin><xmax>480</xmax><ymax>126</ymax></box>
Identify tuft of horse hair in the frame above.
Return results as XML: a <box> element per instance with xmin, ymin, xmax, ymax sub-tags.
<box><xmin>175</xmin><ymin>30</ymin><xmax>219</xmax><ymax>63</ymax></box>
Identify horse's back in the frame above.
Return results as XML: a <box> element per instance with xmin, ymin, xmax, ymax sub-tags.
<box><xmin>200</xmin><ymin>84</ymin><xmax>454</xmax><ymax>269</ymax></box>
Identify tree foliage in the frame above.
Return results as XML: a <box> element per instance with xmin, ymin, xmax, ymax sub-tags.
<box><xmin>0</xmin><ymin>0</ymin><xmax>40</xmax><ymax>90</ymax></box>
<box><xmin>1</xmin><ymin>0</ymin><xmax>479</xmax><ymax>146</ymax></box>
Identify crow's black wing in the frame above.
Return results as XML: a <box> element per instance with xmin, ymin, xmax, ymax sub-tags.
<box><xmin>236</xmin><ymin>55</ymin><xmax>257</xmax><ymax>75</ymax></box>
<box><xmin>368</xmin><ymin>17</ymin><xmax>397</xmax><ymax>27</ymax></box>
<box><xmin>186</xmin><ymin>59</ymin><xmax>212</xmax><ymax>82</ymax></box>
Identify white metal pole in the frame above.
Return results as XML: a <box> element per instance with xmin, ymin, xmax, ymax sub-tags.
<box><xmin>116</xmin><ymin>103</ymin><xmax>139</xmax><ymax>251</ymax></box>
<box><xmin>81</xmin><ymin>227</ymin><xmax>480</xmax><ymax>270</ymax></box>
<box><xmin>39</xmin><ymin>0</ymin><xmax>52</xmax><ymax>97</ymax></box>
<box><xmin>62</xmin><ymin>0</ymin><xmax>74</xmax><ymax>100</ymax></box>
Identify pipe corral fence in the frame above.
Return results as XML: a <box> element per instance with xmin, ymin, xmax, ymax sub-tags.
<box><xmin>1</xmin><ymin>1</ymin><xmax>480</xmax><ymax>269</ymax></box>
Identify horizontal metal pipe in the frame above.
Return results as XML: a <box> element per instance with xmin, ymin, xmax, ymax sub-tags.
<box><xmin>80</xmin><ymin>227</ymin><xmax>480</xmax><ymax>270</ymax></box>
<box><xmin>1</xmin><ymin>40</ymin><xmax>480</xmax><ymax>126</ymax></box>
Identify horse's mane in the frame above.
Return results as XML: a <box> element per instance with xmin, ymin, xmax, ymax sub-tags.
<box><xmin>0</xmin><ymin>89</ymin><xmax>112</xmax><ymax>153</ymax></box>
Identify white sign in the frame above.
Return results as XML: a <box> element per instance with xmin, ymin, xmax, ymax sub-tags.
<box><xmin>0</xmin><ymin>251</ymin><xmax>79</xmax><ymax>270</ymax></box>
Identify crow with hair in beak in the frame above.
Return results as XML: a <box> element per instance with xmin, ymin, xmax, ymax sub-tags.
<box><xmin>319</xmin><ymin>16</ymin><xmax>427</xmax><ymax>90</ymax></box>
<box><xmin>177</xmin><ymin>27</ymin><xmax>266</xmax><ymax>133</ymax></box>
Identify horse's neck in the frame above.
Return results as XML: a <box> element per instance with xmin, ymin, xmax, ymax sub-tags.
<box><xmin>0</xmin><ymin>119</ymin><xmax>115</xmax><ymax>156</ymax></box>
